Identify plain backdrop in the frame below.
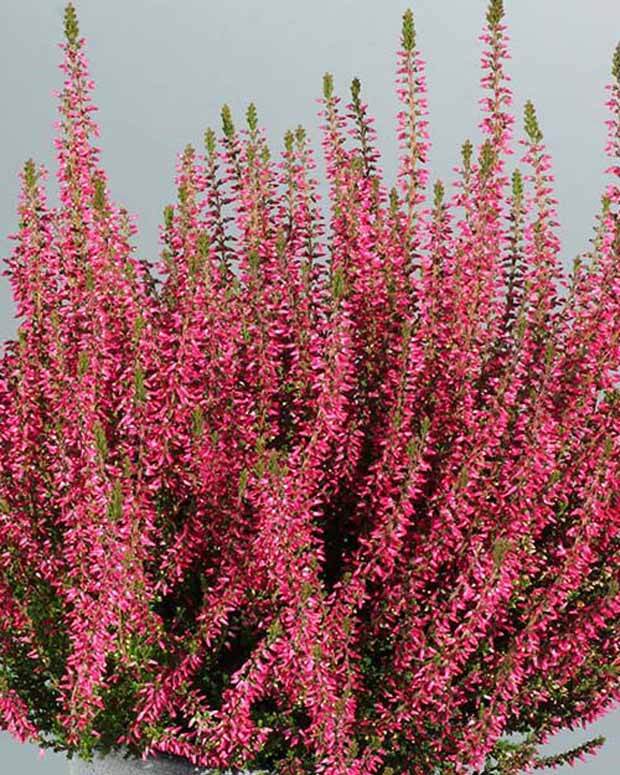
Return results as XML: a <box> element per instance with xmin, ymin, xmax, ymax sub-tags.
<box><xmin>0</xmin><ymin>0</ymin><xmax>619</xmax><ymax>772</ymax></box>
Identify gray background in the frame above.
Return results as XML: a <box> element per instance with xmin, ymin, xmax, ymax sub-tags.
<box><xmin>0</xmin><ymin>0</ymin><xmax>618</xmax><ymax>771</ymax></box>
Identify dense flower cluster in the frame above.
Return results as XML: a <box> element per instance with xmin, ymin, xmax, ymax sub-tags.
<box><xmin>1</xmin><ymin>2</ymin><xmax>619</xmax><ymax>773</ymax></box>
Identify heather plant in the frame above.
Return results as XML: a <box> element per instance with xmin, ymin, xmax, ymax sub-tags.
<box><xmin>1</xmin><ymin>1</ymin><xmax>619</xmax><ymax>773</ymax></box>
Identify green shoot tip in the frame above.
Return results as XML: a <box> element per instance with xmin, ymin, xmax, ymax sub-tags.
<box><xmin>479</xmin><ymin>140</ymin><xmax>496</xmax><ymax>177</ymax></box>
<box><xmin>323</xmin><ymin>72</ymin><xmax>334</xmax><ymax>100</ymax></box>
<box><xmin>461</xmin><ymin>139</ymin><xmax>473</xmax><ymax>171</ymax></box>
<box><xmin>64</xmin><ymin>3</ymin><xmax>80</xmax><ymax>46</ymax></box>
<box><xmin>511</xmin><ymin>168</ymin><xmax>523</xmax><ymax>200</ymax></box>
<box><xmin>433</xmin><ymin>180</ymin><xmax>445</xmax><ymax>209</ymax></box>
<box><xmin>486</xmin><ymin>0</ymin><xmax>505</xmax><ymax>27</ymax></box>
<box><xmin>204</xmin><ymin>127</ymin><xmax>217</xmax><ymax>157</ymax></box>
<box><xmin>524</xmin><ymin>100</ymin><xmax>543</xmax><ymax>143</ymax></box>
<box><xmin>23</xmin><ymin>159</ymin><xmax>38</xmax><ymax>191</ymax></box>
<box><xmin>246</xmin><ymin>103</ymin><xmax>258</xmax><ymax>132</ymax></box>
<box><xmin>389</xmin><ymin>186</ymin><xmax>399</xmax><ymax>214</ymax></box>
<box><xmin>221</xmin><ymin>104</ymin><xmax>235</xmax><ymax>139</ymax></box>
<box><xmin>402</xmin><ymin>9</ymin><xmax>416</xmax><ymax>52</ymax></box>
<box><xmin>612</xmin><ymin>42</ymin><xmax>620</xmax><ymax>83</ymax></box>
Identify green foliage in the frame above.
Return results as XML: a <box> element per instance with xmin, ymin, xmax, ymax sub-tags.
<box><xmin>133</xmin><ymin>314</ymin><xmax>145</xmax><ymax>341</ymax></box>
<box><xmin>1</xmin><ymin>576</ymin><xmax>70</xmax><ymax>743</ymax></box>
<box><xmin>486</xmin><ymin>0</ymin><xmax>505</xmax><ymax>27</ymax></box>
<box><xmin>64</xmin><ymin>3</ymin><xmax>79</xmax><ymax>46</ymax></box>
<box><xmin>177</xmin><ymin>182</ymin><xmax>189</xmax><ymax>207</ymax></box>
<box><xmin>295</xmin><ymin>124</ymin><xmax>306</xmax><ymax>145</ymax></box>
<box><xmin>246</xmin><ymin>102</ymin><xmax>258</xmax><ymax>132</ymax></box>
<box><xmin>433</xmin><ymin>179</ymin><xmax>445</xmax><ymax>209</ymax></box>
<box><xmin>197</xmin><ymin>231</ymin><xmax>210</xmax><ymax>259</ymax></box>
<box><xmin>85</xmin><ymin>264</ymin><xmax>95</xmax><ymax>291</ymax></box>
<box><xmin>479</xmin><ymin>140</ymin><xmax>496</xmax><ymax>177</ymax></box>
<box><xmin>107</xmin><ymin>480</ymin><xmax>123</xmax><ymax>522</ymax></box>
<box><xmin>401</xmin><ymin>9</ymin><xmax>416</xmax><ymax>52</ymax></box>
<box><xmin>323</xmin><ymin>72</ymin><xmax>334</xmax><ymax>100</ymax></box>
<box><xmin>511</xmin><ymin>168</ymin><xmax>524</xmax><ymax>203</ymax></box>
<box><xmin>23</xmin><ymin>158</ymin><xmax>38</xmax><ymax>192</ymax></box>
<box><xmin>93</xmin><ymin>421</ymin><xmax>108</xmax><ymax>459</ymax></box>
<box><xmin>331</xmin><ymin>265</ymin><xmax>347</xmax><ymax>301</ymax></box>
<box><xmin>182</xmin><ymin>143</ymin><xmax>195</xmax><ymax>165</ymax></box>
<box><xmin>524</xmin><ymin>100</ymin><xmax>544</xmax><ymax>143</ymax></box>
<box><xmin>77</xmin><ymin>350</ymin><xmax>89</xmax><ymax>377</ymax></box>
<box><xmin>93</xmin><ymin>174</ymin><xmax>106</xmax><ymax>213</ymax></box>
<box><xmin>246</xmin><ymin>697</ymin><xmax>312</xmax><ymax>772</ymax></box>
<box><xmin>389</xmin><ymin>186</ymin><xmax>399</xmax><ymax>215</ymax></box>
<box><xmin>191</xmin><ymin>405</ymin><xmax>204</xmax><ymax>438</ymax></box>
<box><xmin>461</xmin><ymin>139</ymin><xmax>473</xmax><ymax>173</ymax></box>
<box><xmin>284</xmin><ymin>128</ymin><xmax>294</xmax><ymax>153</ymax></box>
<box><xmin>482</xmin><ymin>735</ymin><xmax>538</xmax><ymax>774</ymax></box>
<box><xmin>204</xmin><ymin>127</ymin><xmax>217</xmax><ymax>157</ymax></box>
<box><xmin>613</xmin><ymin>42</ymin><xmax>620</xmax><ymax>82</ymax></box>
<box><xmin>238</xmin><ymin>467</ymin><xmax>249</xmax><ymax>499</ymax></box>
<box><xmin>163</xmin><ymin>204</ymin><xmax>174</xmax><ymax>231</ymax></box>
<box><xmin>533</xmin><ymin>736</ymin><xmax>606</xmax><ymax>770</ymax></box>
<box><xmin>221</xmin><ymin>104</ymin><xmax>235</xmax><ymax>139</ymax></box>
<box><xmin>123</xmin><ymin>258</ymin><xmax>136</xmax><ymax>282</ymax></box>
<box><xmin>134</xmin><ymin>362</ymin><xmax>146</xmax><ymax>403</ymax></box>
<box><xmin>492</xmin><ymin>537</ymin><xmax>512</xmax><ymax>569</ymax></box>
<box><xmin>248</xmin><ymin>249</ymin><xmax>260</xmax><ymax>273</ymax></box>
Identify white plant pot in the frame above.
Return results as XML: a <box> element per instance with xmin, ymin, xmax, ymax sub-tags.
<box><xmin>69</xmin><ymin>750</ymin><xmax>267</xmax><ymax>775</ymax></box>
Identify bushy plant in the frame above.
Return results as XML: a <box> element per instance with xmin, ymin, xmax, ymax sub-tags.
<box><xmin>1</xmin><ymin>2</ymin><xmax>619</xmax><ymax>772</ymax></box>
